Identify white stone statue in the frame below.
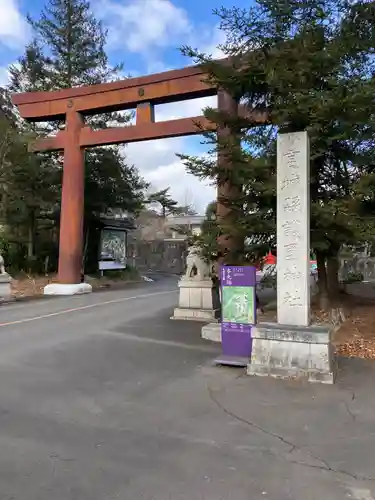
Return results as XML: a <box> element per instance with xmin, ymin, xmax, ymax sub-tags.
<box><xmin>0</xmin><ymin>254</ymin><xmax>6</xmax><ymax>275</ymax></box>
<box><xmin>184</xmin><ymin>246</ymin><xmax>210</xmax><ymax>280</ymax></box>
<box><xmin>171</xmin><ymin>245</ymin><xmax>216</xmax><ymax>321</ymax></box>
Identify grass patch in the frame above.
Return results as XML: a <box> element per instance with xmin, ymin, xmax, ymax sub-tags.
<box><xmin>100</xmin><ymin>266</ymin><xmax>140</xmax><ymax>281</ymax></box>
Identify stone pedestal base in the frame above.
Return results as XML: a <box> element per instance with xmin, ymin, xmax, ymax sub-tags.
<box><xmin>201</xmin><ymin>322</ymin><xmax>221</xmax><ymax>342</ymax></box>
<box><xmin>0</xmin><ymin>273</ymin><xmax>12</xmax><ymax>301</ymax></box>
<box><xmin>172</xmin><ymin>308</ymin><xmax>218</xmax><ymax>321</ymax></box>
<box><xmin>247</xmin><ymin>322</ymin><xmax>336</xmax><ymax>384</ymax></box>
<box><xmin>44</xmin><ymin>283</ymin><xmax>92</xmax><ymax>296</ymax></box>
<box><xmin>171</xmin><ymin>278</ymin><xmax>218</xmax><ymax>322</ymax></box>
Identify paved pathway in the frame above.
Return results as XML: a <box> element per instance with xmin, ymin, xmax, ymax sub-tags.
<box><xmin>0</xmin><ymin>276</ymin><xmax>373</xmax><ymax>499</ymax></box>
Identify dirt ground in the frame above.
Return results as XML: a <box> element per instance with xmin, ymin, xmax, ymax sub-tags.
<box><xmin>259</xmin><ymin>282</ymin><xmax>375</xmax><ymax>360</ymax></box>
<box><xmin>302</xmin><ymin>282</ymin><xmax>375</xmax><ymax>360</ymax></box>
<box><xmin>10</xmin><ymin>274</ymin><xmax>140</xmax><ymax>299</ymax></box>
<box><xmin>331</xmin><ymin>292</ymin><xmax>375</xmax><ymax>359</ymax></box>
<box><xmin>11</xmin><ymin>275</ymin><xmax>58</xmax><ymax>298</ymax></box>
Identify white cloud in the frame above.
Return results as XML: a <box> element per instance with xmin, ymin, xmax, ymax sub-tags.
<box><xmin>0</xmin><ymin>0</ymin><xmax>29</xmax><ymax>48</ymax></box>
<box><xmin>145</xmin><ymin>60</ymin><xmax>174</xmax><ymax>75</ymax></box>
<box><xmin>0</xmin><ymin>61</ymin><xmax>21</xmax><ymax>87</ymax></box>
<box><xmin>0</xmin><ymin>66</ymin><xmax>9</xmax><ymax>87</ymax></box>
<box><xmin>100</xmin><ymin>0</ymin><xmax>191</xmax><ymax>53</ymax></box>
<box><xmin>125</xmin><ymin>95</ymin><xmax>218</xmax><ymax>213</ymax></box>
<box><xmin>154</xmin><ymin>95</ymin><xmax>217</xmax><ymax>122</ymax></box>
<box><xmin>96</xmin><ymin>1</ymin><xmax>223</xmax><ymax>212</ymax></box>
<box><xmin>126</xmin><ymin>135</ymin><xmax>216</xmax><ymax>214</ymax></box>
<box><xmin>97</xmin><ymin>0</ymin><xmax>225</xmax><ymax>67</ymax></box>
<box><xmin>200</xmin><ymin>26</ymin><xmax>226</xmax><ymax>59</ymax></box>
<box><xmin>146</xmin><ymin>160</ymin><xmax>215</xmax><ymax>213</ymax></box>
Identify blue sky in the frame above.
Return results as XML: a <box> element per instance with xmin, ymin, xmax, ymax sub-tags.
<box><xmin>0</xmin><ymin>0</ymin><xmax>245</xmax><ymax>212</ymax></box>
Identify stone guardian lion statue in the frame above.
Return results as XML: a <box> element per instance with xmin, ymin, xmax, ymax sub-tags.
<box><xmin>0</xmin><ymin>254</ymin><xmax>6</xmax><ymax>275</ymax></box>
<box><xmin>184</xmin><ymin>246</ymin><xmax>209</xmax><ymax>280</ymax></box>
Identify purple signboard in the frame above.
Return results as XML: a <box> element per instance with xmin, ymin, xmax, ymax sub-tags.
<box><xmin>220</xmin><ymin>266</ymin><xmax>257</xmax><ymax>358</ymax></box>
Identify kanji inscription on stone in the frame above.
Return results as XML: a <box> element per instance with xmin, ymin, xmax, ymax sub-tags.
<box><xmin>277</xmin><ymin>131</ymin><xmax>310</xmax><ymax>326</ymax></box>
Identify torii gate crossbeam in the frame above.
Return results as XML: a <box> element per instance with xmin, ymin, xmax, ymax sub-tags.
<box><xmin>12</xmin><ymin>64</ymin><xmax>266</xmax><ymax>294</ymax></box>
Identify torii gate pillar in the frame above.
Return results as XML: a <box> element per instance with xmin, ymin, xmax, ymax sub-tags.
<box><xmin>44</xmin><ymin>109</ymin><xmax>91</xmax><ymax>295</ymax></box>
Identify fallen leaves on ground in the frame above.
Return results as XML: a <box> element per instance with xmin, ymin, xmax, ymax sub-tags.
<box><xmin>333</xmin><ymin>304</ymin><xmax>375</xmax><ymax>359</ymax></box>
<box><xmin>11</xmin><ymin>275</ymin><xmax>58</xmax><ymax>298</ymax></box>
<box><xmin>10</xmin><ymin>274</ymin><xmax>138</xmax><ymax>298</ymax></box>
<box><xmin>328</xmin><ymin>292</ymin><xmax>375</xmax><ymax>360</ymax></box>
<box><xmin>335</xmin><ymin>337</ymin><xmax>375</xmax><ymax>359</ymax></box>
<box><xmin>259</xmin><ymin>285</ymin><xmax>375</xmax><ymax>360</ymax></box>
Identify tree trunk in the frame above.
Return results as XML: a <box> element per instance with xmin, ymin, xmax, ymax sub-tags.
<box><xmin>326</xmin><ymin>254</ymin><xmax>340</xmax><ymax>302</ymax></box>
<box><xmin>82</xmin><ymin>224</ymin><xmax>90</xmax><ymax>272</ymax></box>
<box><xmin>27</xmin><ymin>213</ymin><xmax>35</xmax><ymax>259</ymax></box>
<box><xmin>326</xmin><ymin>251</ymin><xmax>345</xmax><ymax>325</ymax></box>
<box><xmin>27</xmin><ymin>212</ymin><xmax>36</xmax><ymax>274</ymax></box>
<box><xmin>316</xmin><ymin>250</ymin><xmax>329</xmax><ymax>310</ymax></box>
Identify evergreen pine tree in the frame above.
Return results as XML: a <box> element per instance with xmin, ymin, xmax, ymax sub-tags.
<box><xmin>180</xmin><ymin>0</ymin><xmax>375</xmax><ymax>304</ymax></box>
<box><xmin>27</xmin><ymin>0</ymin><xmax>119</xmax><ymax>88</ymax></box>
<box><xmin>0</xmin><ymin>78</ymin><xmax>58</xmax><ymax>268</ymax></box>
<box><xmin>9</xmin><ymin>41</ymin><xmax>50</xmax><ymax>93</ymax></box>
<box><xmin>191</xmin><ymin>201</ymin><xmax>219</xmax><ymax>262</ymax></box>
<box><xmin>147</xmin><ymin>188</ymin><xmax>179</xmax><ymax>217</ymax></box>
<box><xmin>8</xmin><ymin>0</ymin><xmax>148</xmax><ymax>272</ymax></box>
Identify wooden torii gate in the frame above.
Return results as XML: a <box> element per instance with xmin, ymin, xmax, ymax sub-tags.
<box><xmin>12</xmin><ymin>64</ymin><xmax>266</xmax><ymax>293</ymax></box>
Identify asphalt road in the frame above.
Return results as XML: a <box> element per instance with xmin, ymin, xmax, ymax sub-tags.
<box><xmin>0</xmin><ymin>277</ymin><xmax>219</xmax><ymax>500</ymax></box>
<box><xmin>0</xmin><ymin>276</ymin><xmax>373</xmax><ymax>500</ymax></box>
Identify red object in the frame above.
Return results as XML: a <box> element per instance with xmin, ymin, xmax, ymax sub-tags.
<box><xmin>264</xmin><ymin>252</ymin><xmax>276</xmax><ymax>265</ymax></box>
<box><xmin>257</xmin><ymin>253</ymin><xmax>317</xmax><ymax>270</ymax></box>
<box><xmin>58</xmin><ymin>109</ymin><xmax>85</xmax><ymax>284</ymax></box>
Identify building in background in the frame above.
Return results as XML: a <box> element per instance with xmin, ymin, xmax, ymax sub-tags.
<box><xmin>164</xmin><ymin>215</ymin><xmax>205</xmax><ymax>241</ymax></box>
